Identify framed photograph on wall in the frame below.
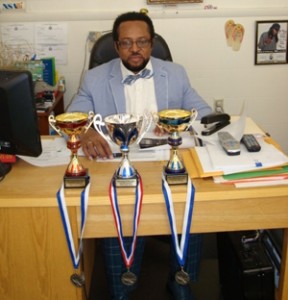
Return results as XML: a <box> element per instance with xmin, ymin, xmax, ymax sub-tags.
<box><xmin>255</xmin><ymin>20</ymin><xmax>288</xmax><ymax>65</ymax></box>
<box><xmin>147</xmin><ymin>0</ymin><xmax>203</xmax><ymax>4</ymax></box>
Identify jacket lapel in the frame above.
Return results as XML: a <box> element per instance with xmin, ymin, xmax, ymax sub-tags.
<box><xmin>151</xmin><ymin>58</ymin><xmax>169</xmax><ymax>110</ymax></box>
<box><xmin>109</xmin><ymin>60</ymin><xmax>126</xmax><ymax>113</ymax></box>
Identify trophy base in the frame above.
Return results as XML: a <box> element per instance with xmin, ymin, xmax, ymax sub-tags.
<box><xmin>64</xmin><ymin>172</ymin><xmax>90</xmax><ymax>189</ymax></box>
<box><xmin>114</xmin><ymin>172</ymin><xmax>138</xmax><ymax>188</ymax></box>
<box><xmin>164</xmin><ymin>167</ymin><xmax>188</xmax><ymax>185</ymax></box>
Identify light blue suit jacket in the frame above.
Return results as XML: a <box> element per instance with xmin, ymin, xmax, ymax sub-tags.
<box><xmin>68</xmin><ymin>57</ymin><xmax>212</xmax><ymax>119</ymax></box>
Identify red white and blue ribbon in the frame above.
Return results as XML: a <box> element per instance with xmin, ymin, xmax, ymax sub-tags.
<box><xmin>161</xmin><ymin>175</ymin><xmax>195</xmax><ymax>267</ymax></box>
<box><xmin>57</xmin><ymin>182</ymin><xmax>90</xmax><ymax>269</ymax></box>
<box><xmin>109</xmin><ymin>175</ymin><xmax>143</xmax><ymax>269</ymax></box>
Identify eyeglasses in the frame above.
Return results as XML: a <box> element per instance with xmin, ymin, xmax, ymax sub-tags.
<box><xmin>117</xmin><ymin>38</ymin><xmax>151</xmax><ymax>49</ymax></box>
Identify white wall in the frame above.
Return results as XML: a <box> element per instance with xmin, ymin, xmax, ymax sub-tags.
<box><xmin>1</xmin><ymin>0</ymin><xmax>288</xmax><ymax>152</ymax></box>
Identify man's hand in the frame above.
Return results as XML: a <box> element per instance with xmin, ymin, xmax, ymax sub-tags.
<box><xmin>153</xmin><ymin>125</ymin><xmax>168</xmax><ymax>137</ymax></box>
<box><xmin>80</xmin><ymin>127</ymin><xmax>113</xmax><ymax>160</ymax></box>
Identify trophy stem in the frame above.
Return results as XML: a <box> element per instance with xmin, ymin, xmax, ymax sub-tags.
<box><xmin>166</xmin><ymin>132</ymin><xmax>185</xmax><ymax>173</ymax></box>
<box><xmin>115</xmin><ymin>151</ymin><xmax>138</xmax><ymax>187</ymax></box>
<box><xmin>64</xmin><ymin>154</ymin><xmax>90</xmax><ymax>188</ymax></box>
<box><xmin>164</xmin><ymin>132</ymin><xmax>188</xmax><ymax>185</ymax></box>
<box><xmin>66</xmin><ymin>134</ymin><xmax>86</xmax><ymax>177</ymax></box>
<box><xmin>66</xmin><ymin>154</ymin><xmax>87</xmax><ymax>177</ymax></box>
<box><xmin>166</xmin><ymin>148</ymin><xmax>186</xmax><ymax>174</ymax></box>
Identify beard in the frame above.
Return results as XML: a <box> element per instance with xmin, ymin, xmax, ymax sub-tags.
<box><xmin>122</xmin><ymin>55</ymin><xmax>149</xmax><ymax>73</ymax></box>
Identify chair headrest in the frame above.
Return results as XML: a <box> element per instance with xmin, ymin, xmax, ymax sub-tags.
<box><xmin>89</xmin><ymin>32</ymin><xmax>173</xmax><ymax>69</ymax></box>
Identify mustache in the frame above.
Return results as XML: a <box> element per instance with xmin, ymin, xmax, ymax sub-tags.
<box><xmin>129</xmin><ymin>52</ymin><xmax>142</xmax><ymax>57</ymax></box>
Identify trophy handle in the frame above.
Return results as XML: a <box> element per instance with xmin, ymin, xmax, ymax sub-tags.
<box><xmin>187</xmin><ymin>108</ymin><xmax>198</xmax><ymax>130</ymax></box>
<box><xmin>93</xmin><ymin>114</ymin><xmax>111</xmax><ymax>142</ymax></box>
<box><xmin>83</xmin><ymin>111</ymin><xmax>94</xmax><ymax>133</ymax></box>
<box><xmin>48</xmin><ymin>114</ymin><xmax>62</xmax><ymax>136</ymax></box>
<box><xmin>153</xmin><ymin>111</ymin><xmax>160</xmax><ymax>123</ymax></box>
<box><xmin>136</xmin><ymin>111</ymin><xmax>152</xmax><ymax>144</ymax></box>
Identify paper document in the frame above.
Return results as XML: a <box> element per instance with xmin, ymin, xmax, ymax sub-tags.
<box><xmin>18</xmin><ymin>138</ymin><xmax>70</xmax><ymax>167</ymax></box>
<box><xmin>193</xmin><ymin>135</ymin><xmax>288</xmax><ymax>176</ymax></box>
<box><xmin>234</xmin><ymin>180</ymin><xmax>288</xmax><ymax>188</ymax></box>
<box><xmin>206</xmin><ymin>138</ymin><xmax>288</xmax><ymax>174</ymax></box>
<box><xmin>18</xmin><ymin>136</ymin><xmax>171</xmax><ymax>167</ymax></box>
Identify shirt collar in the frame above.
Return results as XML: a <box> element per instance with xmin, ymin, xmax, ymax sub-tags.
<box><xmin>120</xmin><ymin>60</ymin><xmax>153</xmax><ymax>79</ymax></box>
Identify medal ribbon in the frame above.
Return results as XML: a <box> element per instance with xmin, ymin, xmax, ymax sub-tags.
<box><xmin>162</xmin><ymin>175</ymin><xmax>195</xmax><ymax>267</ymax></box>
<box><xmin>57</xmin><ymin>182</ymin><xmax>90</xmax><ymax>269</ymax></box>
<box><xmin>109</xmin><ymin>175</ymin><xmax>143</xmax><ymax>269</ymax></box>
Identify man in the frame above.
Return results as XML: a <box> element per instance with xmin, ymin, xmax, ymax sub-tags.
<box><xmin>68</xmin><ymin>11</ymin><xmax>212</xmax><ymax>300</ymax></box>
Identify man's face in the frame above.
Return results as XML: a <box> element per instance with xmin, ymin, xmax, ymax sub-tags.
<box><xmin>115</xmin><ymin>21</ymin><xmax>153</xmax><ymax>73</ymax></box>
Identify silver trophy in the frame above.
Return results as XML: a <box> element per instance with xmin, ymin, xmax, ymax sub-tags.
<box><xmin>155</xmin><ymin>109</ymin><xmax>198</xmax><ymax>185</ymax></box>
<box><xmin>93</xmin><ymin>113</ymin><xmax>152</xmax><ymax>187</ymax></box>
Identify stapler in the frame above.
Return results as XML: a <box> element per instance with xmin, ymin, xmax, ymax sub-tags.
<box><xmin>201</xmin><ymin>113</ymin><xmax>230</xmax><ymax>136</ymax></box>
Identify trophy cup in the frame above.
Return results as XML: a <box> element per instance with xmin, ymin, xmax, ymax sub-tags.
<box><xmin>93</xmin><ymin>113</ymin><xmax>151</xmax><ymax>187</ymax></box>
<box><xmin>49</xmin><ymin>111</ymin><xmax>94</xmax><ymax>188</ymax></box>
<box><xmin>155</xmin><ymin>109</ymin><xmax>198</xmax><ymax>185</ymax></box>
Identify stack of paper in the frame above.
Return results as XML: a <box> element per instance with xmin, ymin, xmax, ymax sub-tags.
<box><xmin>213</xmin><ymin>165</ymin><xmax>288</xmax><ymax>188</ymax></box>
<box><xmin>186</xmin><ymin>114</ymin><xmax>288</xmax><ymax>188</ymax></box>
<box><xmin>200</xmin><ymin>137</ymin><xmax>288</xmax><ymax>175</ymax></box>
<box><xmin>188</xmin><ymin>135</ymin><xmax>288</xmax><ymax>188</ymax></box>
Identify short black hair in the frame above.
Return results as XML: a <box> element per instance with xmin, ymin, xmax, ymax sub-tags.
<box><xmin>112</xmin><ymin>11</ymin><xmax>155</xmax><ymax>41</ymax></box>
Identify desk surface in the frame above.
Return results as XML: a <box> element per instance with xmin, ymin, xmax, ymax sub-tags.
<box><xmin>2</xmin><ymin>157</ymin><xmax>288</xmax><ymax>237</ymax></box>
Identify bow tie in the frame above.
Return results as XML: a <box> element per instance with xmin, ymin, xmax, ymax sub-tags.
<box><xmin>122</xmin><ymin>69</ymin><xmax>153</xmax><ymax>85</ymax></box>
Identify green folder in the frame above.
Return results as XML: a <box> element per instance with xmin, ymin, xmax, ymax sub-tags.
<box><xmin>223</xmin><ymin>165</ymin><xmax>288</xmax><ymax>180</ymax></box>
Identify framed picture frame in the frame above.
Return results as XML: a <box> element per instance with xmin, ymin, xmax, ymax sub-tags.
<box><xmin>147</xmin><ymin>0</ymin><xmax>203</xmax><ymax>4</ymax></box>
<box><xmin>255</xmin><ymin>20</ymin><xmax>288</xmax><ymax>65</ymax></box>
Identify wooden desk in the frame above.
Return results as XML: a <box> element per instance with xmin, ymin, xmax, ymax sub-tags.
<box><xmin>1</xmin><ymin>157</ymin><xmax>288</xmax><ymax>300</ymax></box>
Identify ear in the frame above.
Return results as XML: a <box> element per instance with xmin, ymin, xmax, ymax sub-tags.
<box><xmin>114</xmin><ymin>42</ymin><xmax>120</xmax><ymax>55</ymax></box>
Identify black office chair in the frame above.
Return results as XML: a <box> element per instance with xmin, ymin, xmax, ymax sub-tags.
<box><xmin>89</xmin><ymin>32</ymin><xmax>173</xmax><ymax>69</ymax></box>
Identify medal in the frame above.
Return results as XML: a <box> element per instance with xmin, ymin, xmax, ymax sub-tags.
<box><xmin>57</xmin><ymin>183</ymin><xmax>90</xmax><ymax>268</ymax></box>
<box><xmin>109</xmin><ymin>174</ymin><xmax>143</xmax><ymax>283</ymax></box>
<box><xmin>175</xmin><ymin>268</ymin><xmax>190</xmax><ymax>285</ymax></box>
<box><xmin>121</xmin><ymin>270</ymin><xmax>137</xmax><ymax>286</ymax></box>
<box><xmin>57</xmin><ymin>182</ymin><xmax>90</xmax><ymax>285</ymax></box>
<box><xmin>162</xmin><ymin>175</ymin><xmax>195</xmax><ymax>283</ymax></box>
<box><xmin>70</xmin><ymin>272</ymin><xmax>85</xmax><ymax>288</ymax></box>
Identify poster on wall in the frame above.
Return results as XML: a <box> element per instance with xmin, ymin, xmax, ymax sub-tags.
<box><xmin>255</xmin><ymin>20</ymin><xmax>288</xmax><ymax>65</ymax></box>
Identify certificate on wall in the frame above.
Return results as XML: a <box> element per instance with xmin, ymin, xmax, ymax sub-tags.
<box><xmin>255</xmin><ymin>20</ymin><xmax>288</xmax><ymax>65</ymax></box>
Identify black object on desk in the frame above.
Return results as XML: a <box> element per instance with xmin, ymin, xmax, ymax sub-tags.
<box><xmin>139</xmin><ymin>138</ymin><xmax>168</xmax><ymax>149</ymax></box>
<box><xmin>241</xmin><ymin>134</ymin><xmax>261</xmax><ymax>152</ymax></box>
<box><xmin>201</xmin><ymin>112</ymin><xmax>230</xmax><ymax>136</ymax></box>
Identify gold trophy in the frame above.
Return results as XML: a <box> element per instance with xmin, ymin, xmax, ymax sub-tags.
<box><xmin>155</xmin><ymin>109</ymin><xmax>198</xmax><ymax>185</ymax></box>
<box><xmin>49</xmin><ymin>111</ymin><xmax>94</xmax><ymax>188</ymax></box>
<box><xmin>94</xmin><ymin>113</ymin><xmax>151</xmax><ymax>187</ymax></box>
